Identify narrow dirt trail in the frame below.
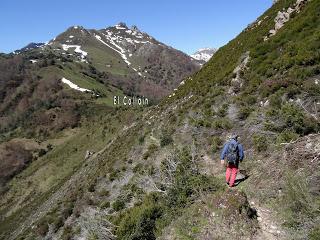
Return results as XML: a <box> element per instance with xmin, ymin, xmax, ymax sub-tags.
<box><xmin>250</xmin><ymin>200</ymin><xmax>286</xmax><ymax>240</ymax></box>
<box><xmin>202</xmin><ymin>154</ymin><xmax>286</xmax><ymax>240</ymax></box>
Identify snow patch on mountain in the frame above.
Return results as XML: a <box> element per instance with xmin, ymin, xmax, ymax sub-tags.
<box><xmin>61</xmin><ymin>77</ymin><xmax>92</xmax><ymax>92</ymax></box>
<box><xmin>94</xmin><ymin>34</ymin><xmax>131</xmax><ymax>66</ymax></box>
<box><xmin>191</xmin><ymin>48</ymin><xmax>216</xmax><ymax>62</ymax></box>
<box><xmin>132</xmin><ymin>67</ymin><xmax>145</xmax><ymax>77</ymax></box>
<box><xmin>115</xmin><ymin>26</ymin><xmax>126</xmax><ymax>30</ymax></box>
<box><xmin>115</xmin><ymin>23</ymin><xmax>127</xmax><ymax>30</ymax></box>
<box><xmin>61</xmin><ymin>44</ymin><xmax>88</xmax><ymax>62</ymax></box>
<box><xmin>94</xmin><ymin>33</ymin><xmax>144</xmax><ymax>77</ymax></box>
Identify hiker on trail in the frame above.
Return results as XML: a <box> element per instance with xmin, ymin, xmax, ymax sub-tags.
<box><xmin>220</xmin><ymin>134</ymin><xmax>244</xmax><ymax>187</ymax></box>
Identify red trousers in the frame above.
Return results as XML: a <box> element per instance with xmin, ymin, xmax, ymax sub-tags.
<box><xmin>226</xmin><ymin>164</ymin><xmax>238</xmax><ymax>187</ymax></box>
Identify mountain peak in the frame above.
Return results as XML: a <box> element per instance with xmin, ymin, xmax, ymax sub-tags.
<box><xmin>115</xmin><ymin>22</ymin><xmax>128</xmax><ymax>29</ymax></box>
<box><xmin>191</xmin><ymin>47</ymin><xmax>217</xmax><ymax>63</ymax></box>
<box><xmin>13</xmin><ymin>42</ymin><xmax>45</xmax><ymax>54</ymax></box>
<box><xmin>131</xmin><ymin>25</ymin><xmax>140</xmax><ymax>32</ymax></box>
<box><xmin>72</xmin><ymin>25</ymin><xmax>84</xmax><ymax>30</ymax></box>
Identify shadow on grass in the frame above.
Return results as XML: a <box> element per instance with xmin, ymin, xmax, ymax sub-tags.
<box><xmin>234</xmin><ymin>170</ymin><xmax>249</xmax><ymax>186</ymax></box>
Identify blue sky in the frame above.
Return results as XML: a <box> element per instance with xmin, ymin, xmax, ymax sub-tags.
<box><xmin>0</xmin><ymin>0</ymin><xmax>273</xmax><ymax>54</ymax></box>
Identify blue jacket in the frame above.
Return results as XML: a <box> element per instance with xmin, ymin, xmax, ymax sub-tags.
<box><xmin>220</xmin><ymin>139</ymin><xmax>244</xmax><ymax>162</ymax></box>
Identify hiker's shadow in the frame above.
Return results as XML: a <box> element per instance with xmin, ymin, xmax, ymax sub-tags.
<box><xmin>234</xmin><ymin>170</ymin><xmax>249</xmax><ymax>186</ymax></box>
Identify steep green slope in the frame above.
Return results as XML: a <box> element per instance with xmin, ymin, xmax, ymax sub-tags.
<box><xmin>0</xmin><ymin>106</ymin><xmax>142</xmax><ymax>239</ymax></box>
<box><xmin>165</xmin><ymin>0</ymin><xmax>319</xmax><ymax>140</ymax></box>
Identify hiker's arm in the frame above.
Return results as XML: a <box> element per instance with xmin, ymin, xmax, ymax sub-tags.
<box><xmin>220</xmin><ymin>143</ymin><xmax>228</xmax><ymax>164</ymax></box>
<box><xmin>238</xmin><ymin>144</ymin><xmax>244</xmax><ymax>161</ymax></box>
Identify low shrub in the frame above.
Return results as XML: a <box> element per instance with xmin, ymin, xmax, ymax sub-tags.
<box><xmin>238</xmin><ymin>106</ymin><xmax>253</xmax><ymax>120</ymax></box>
<box><xmin>143</xmin><ymin>144</ymin><xmax>158</xmax><ymax>160</ymax></box>
<box><xmin>61</xmin><ymin>202</ymin><xmax>74</xmax><ymax>220</ymax></box>
<box><xmin>242</xmin><ymin>95</ymin><xmax>257</xmax><ymax>105</ymax></box>
<box><xmin>282</xmin><ymin>172</ymin><xmax>318</xmax><ymax>228</ymax></box>
<box><xmin>100</xmin><ymin>201</ymin><xmax>110</xmax><ymax>209</ymax></box>
<box><xmin>217</xmin><ymin>103</ymin><xmax>229</xmax><ymax>117</ymax></box>
<box><xmin>138</xmin><ymin>135</ymin><xmax>145</xmax><ymax>145</ymax></box>
<box><xmin>52</xmin><ymin>216</ymin><xmax>64</xmax><ymax>232</ymax></box>
<box><xmin>309</xmin><ymin>226</ymin><xmax>320</xmax><ymax>240</ymax></box>
<box><xmin>264</xmin><ymin>120</ymin><xmax>282</xmax><ymax>132</ymax></box>
<box><xmin>34</xmin><ymin>220</ymin><xmax>49</xmax><ymax>237</ymax></box>
<box><xmin>269</xmin><ymin>92</ymin><xmax>282</xmax><ymax>109</ymax></box>
<box><xmin>204</xmin><ymin>108</ymin><xmax>214</xmax><ymax>118</ymax></box>
<box><xmin>211</xmin><ymin>136</ymin><xmax>223</xmax><ymax>153</ymax></box>
<box><xmin>276</xmin><ymin>130</ymin><xmax>299</xmax><ymax>144</ymax></box>
<box><xmin>252</xmin><ymin>134</ymin><xmax>268</xmax><ymax>152</ymax></box>
<box><xmin>265</xmin><ymin>107</ymin><xmax>279</xmax><ymax>117</ymax></box>
<box><xmin>88</xmin><ymin>183</ymin><xmax>95</xmax><ymax>192</ymax></box>
<box><xmin>133</xmin><ymin>163</ymin><xmax>144</xmax><ymax>174</ymax></box>
<box><xmin>112</xmin><ymin>199</ymin><xmax>126</xmax><ymax>211</ymax></box>
<box><xmin>279</xmin><ymin>103</ymin><xmax>318</xmax><ymax>135</ymax></box>
<box><xmin>109</xmin><ymin>169</ymin><xmax>121</xmax><ymax>181</ymax></box>
<box><xmin>38</xmin><ymin>148</ymin><xmax>47</xmax><ymax>157</ymax></box>
<box><xmin>115</xmin><ymin>193</ymin><xmax>163</xmax><ymax>240</ymax></box>
<box><xmin>61</xmin><ymin>225</ymin><xmax>73</xmax><ymax>240</ymax></box>
<box><xmin>160</xmin><ymin>133</ymin><xmax>173</xmax><ymax>147</ymax></box>
<box><xmin>192</xmin><ymin>118</ymin><xmax>212</xmax><ymax>128</ymax></box>
<box><xmin>212</xmin><ymin>118</ymin><xmax>232</xmax><ymax>130</ymax></box>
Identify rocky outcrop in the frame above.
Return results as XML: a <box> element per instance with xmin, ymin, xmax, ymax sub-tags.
<box><xmin>84</xmin><ymin>150</ymin><xmax>94</xmax><ymax>160</ymax></box>
<box><xmin>228</xmin><ymin>51</ymin><xmax>250</xmax><ymax>95</ymax></box>
<box><xmin>264</xmin><ymin>0</ymin><xmax>309</xmax><ymax>41</ymax></box>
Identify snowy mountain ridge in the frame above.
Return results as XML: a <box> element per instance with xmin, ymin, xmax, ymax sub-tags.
<box><xmin>190</xmin><ymin>47</ymin><xmax>217</xmax><ymax>63</ymax></box>
<box><xmin>13</xmin><ymin>22</ymin><xmax>201</xmax><ymax>101</ymax></box>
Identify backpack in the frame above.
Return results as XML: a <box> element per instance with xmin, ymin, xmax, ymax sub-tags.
<box><xmin>226</xmin><ymin>141</ymin><xmax>239</xmax><ymax>165</ymax></box>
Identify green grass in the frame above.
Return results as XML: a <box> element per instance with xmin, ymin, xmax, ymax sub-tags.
<box><xmin>38</xmin><ymin>63</ymin><xmax>124</xmax><ymax>107</ymax></box>
<box><xmin>0</xmin><ymin>108</ymin><xmax>128</xmax><ymax>237</ymax></box>
<box><xmin>84</xmin><ymin>43</ymin><xmax>130</xmax><ymax>75</ymax></box>
<box><xmin>281</xmin><ymin>171</ymin><xmax>320</xmax><ymax>229</ymax></box>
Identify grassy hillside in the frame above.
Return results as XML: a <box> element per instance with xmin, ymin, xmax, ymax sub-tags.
<box><xmin>0</xmin><ymin>106</ymin><xmax>142</xmax><ymax>238</ymax></box>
